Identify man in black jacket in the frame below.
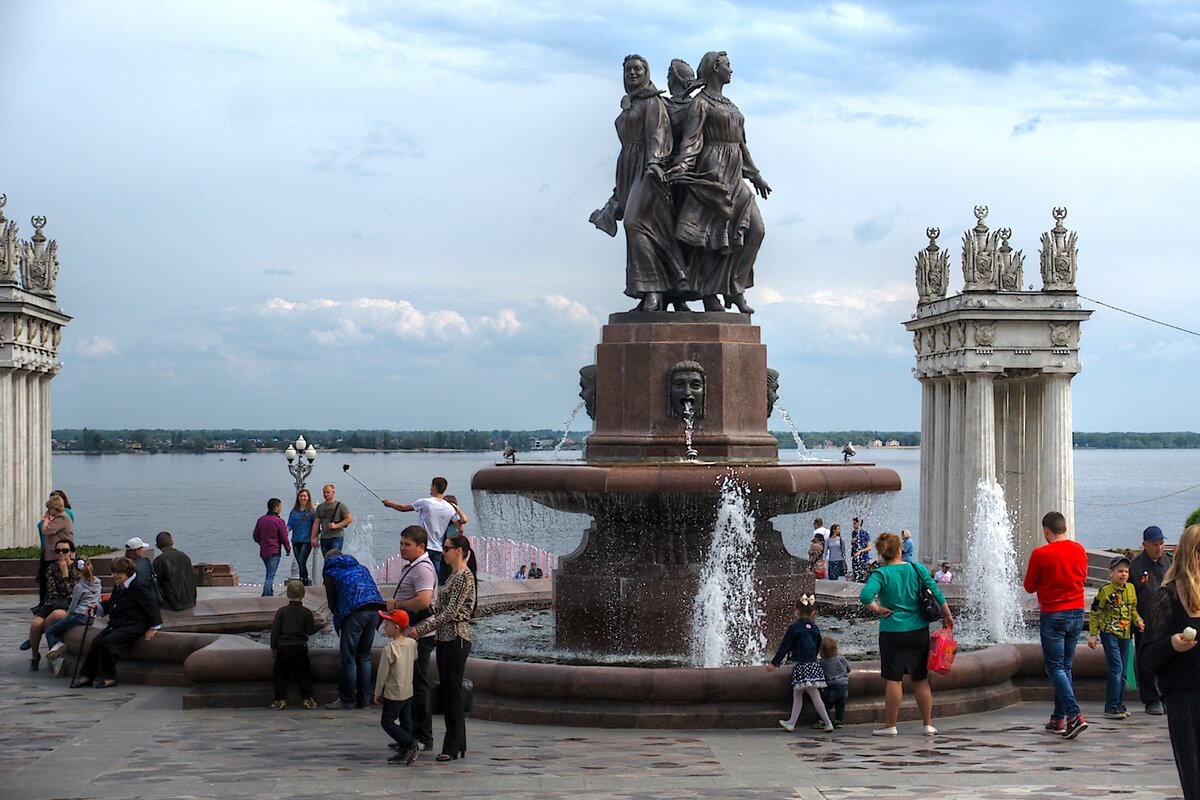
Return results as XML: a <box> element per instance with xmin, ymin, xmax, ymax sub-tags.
<box><xmin>153</xmin><ymin>531</ymin><xmax>197</xmax><ymax>611</ymax></box>
<box><xmin>71</xmin><ymin>556</ymin><xmax>162</xmax><ymax>689</ymax></box>
<box><xmin>1131</xmin><ymin>525</ymin><xmax>1172</xmax><ymax>715</ymax></box>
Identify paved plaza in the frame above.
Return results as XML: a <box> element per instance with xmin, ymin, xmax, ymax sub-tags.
<box><xmin>0</xmin><ymin>592</ymin><xmax>1185</xmax><ymax>800</ymax></box>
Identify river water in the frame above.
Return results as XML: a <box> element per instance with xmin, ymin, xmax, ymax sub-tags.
<box><xmin>50</xmin><ymin>447</ymin><xmax>1200</xmax><ymax>586</ymax></box>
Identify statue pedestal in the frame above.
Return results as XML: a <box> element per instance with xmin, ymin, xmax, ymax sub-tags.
<box><xmin>584</xmin><ymin>313</ymin><xmax>779</xmax><ymax>463</ymax></box>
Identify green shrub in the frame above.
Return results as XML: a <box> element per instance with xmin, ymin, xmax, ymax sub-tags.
<box><xmin>0</xmin><ymin>544</ymin><xmax>120</xmax><ymax>559</ymax></box>
<box><xmin>1187</xmin><ymin>508</ymin><xmax>1200</xmax><ymax>529</ymax></box>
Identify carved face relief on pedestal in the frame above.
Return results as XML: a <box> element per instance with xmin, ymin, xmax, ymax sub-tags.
<box><xmin>667</xmin><ymin>360</ymin><xmax>705</xmax><ymax>419</ymax></box>
<box><xmin>579</xmin><ymin>364</ymin><xmax>598</xmax><ymax>421</ymax></box>
<box><xmin>766</xmin><ymin>368</ymin><xmax>779</xmax><ymax>416</ymax></box>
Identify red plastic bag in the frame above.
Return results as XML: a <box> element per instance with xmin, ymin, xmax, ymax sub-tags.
<box><xmin>928</xmin><ymin>628</ymin><xmax>957</xmax><ymax>675</ymax></box>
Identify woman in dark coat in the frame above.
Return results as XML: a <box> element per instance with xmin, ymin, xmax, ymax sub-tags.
<box><xmin>71</xmin><ymin>556</ymin><xmax>161</xmax><ymax>689</ymax></box>
<box><xmin>1143</xmin><ymin>525</ymin><xmax>1200</xmax><ymax>799</ymax></box>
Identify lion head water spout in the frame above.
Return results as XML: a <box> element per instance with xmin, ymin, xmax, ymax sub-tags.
<box><xmin>690</xmin><ymin>476</ymin><xmax>766</xmax><ymax>666</ymax></box>
<box><xmin>960</xmin><ymin>480</ymin><xmax>1027</xmax><ymax>644</ymax></box>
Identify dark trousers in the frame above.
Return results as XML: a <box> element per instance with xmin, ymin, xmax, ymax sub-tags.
<box><xmin>1133</xmin><ymin>627</ymin><xmax>1162</xmax><ymax>706</ymax></box>
<box><xmin>1164</xmin><ymin>691</ymin><xmax>1200</xmax><ymax>800</ymax></box>
<box><xmin>80</xmin><ymin>624</ymin><xmax>144</xmax><ymax>681</ymax></box>
<box><xmin>381</xmin><ymin>698</ymin><xmax>416</xmax><ymax>749</ymax></box>
<box><xmin>413</xmin><ymin>635</ymin><xmax>436</xmax><ymax>747</ymax></box>
<box><xmin>293</xmin><ymin>542</ymin><xmax>313</xmax><ymax>586</ymax></box>
<box><xmin>274</xmin><ymin>645</ymin><xmax>313</xmax><ymax>700</ymax></box>
<box><xmin>821</xmin><ymin>683</ymin><xmax>849</xmax><ymax>723</ymax></box>
<box><xmin>435</xmin><ymin>636</ymin><xmax>471</xmax><ymax>757</ymax></box>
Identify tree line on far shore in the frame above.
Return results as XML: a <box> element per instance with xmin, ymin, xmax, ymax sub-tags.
<box><xmin>49</xmin><ymin>428</ymin><xmax>1200</xmax><ymax>455</ymax></box>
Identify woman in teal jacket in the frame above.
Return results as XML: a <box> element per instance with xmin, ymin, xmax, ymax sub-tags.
<box><xmin>860</xmin><ymin>531</ymin><xmax>954</xmax><ymax>736</ymax></box>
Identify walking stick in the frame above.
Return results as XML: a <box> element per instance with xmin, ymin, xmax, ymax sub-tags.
<box><xmin>69</xmin><ymin>610</ymin><xmax>97</xmax><ymax>686</ymax></box>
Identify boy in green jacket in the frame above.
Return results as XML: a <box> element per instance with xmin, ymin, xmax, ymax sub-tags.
<box><xmin>1088</xmin><ymin>554</ymin><xmax>1144</xmax><ymax>719</ymax></box>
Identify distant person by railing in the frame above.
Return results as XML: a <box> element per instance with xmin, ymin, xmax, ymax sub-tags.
<box><xmin>375</xmin><ymin>537</ymin><xmax>557</xmax><ymax>583</ymax></box>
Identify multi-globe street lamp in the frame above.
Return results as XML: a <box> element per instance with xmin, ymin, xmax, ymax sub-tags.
<box><xmin>284</xmin><ymin>435</ymin><xmax>317</xmax><ymax>581</ymax></box>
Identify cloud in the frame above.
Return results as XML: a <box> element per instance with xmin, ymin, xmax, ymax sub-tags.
<box><xmin>853</xmin><ymin>208</ymin><xmax>903</xmax><ymax>244</ymax></box>
<box><xmin>76</xmin><ymin>335</ymin><xmax>118</xmax><ymax>357</ymax></box>
<box><xmin>309</xmin><ymin>120</ymin><xmax>423</xmax><ymax>177</ymax></box>
<box><xmin>543</xmin><ymin>294</ymin><xmax>598</xmax><ymax>326</ymax></box>
<box><xmin>1011</xmin><ymin>116</ymin><xmax>1041</xmax><ymax>137</ymax></box>
<box><xmin>263</xmin><ymin>267</ymin><xmax>295</xmax><ymax>276</ymax></box>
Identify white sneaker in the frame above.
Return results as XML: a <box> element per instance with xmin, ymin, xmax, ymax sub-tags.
<box><xmin>872</xmin><ymin>726</ymin><xmax>898</xmax><ymax>736</ymax></box>
<box><xmin>823</xmin><ymin>723</ymin><xmax>835</xmax><ymax>732</ymax></box>
<box><xmin>923</xmin><ymin>724</ymin><xmax>938</xmax><ymax>736</ymax></box>
<box><xmin>778</xmin><ymin>720</ymin><xmax>795</xmax><ymax>732</ymax></box>
<box><xmin>47</xmin><ymin>642</ymin><xmax>66</xmax><ymax>659</ymax></box>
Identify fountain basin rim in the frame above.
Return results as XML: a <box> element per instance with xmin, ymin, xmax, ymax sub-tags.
<box><xmin>472</xmin><ymin>461</ymin><xmax>901</xmax><ymax>497</ymax></box>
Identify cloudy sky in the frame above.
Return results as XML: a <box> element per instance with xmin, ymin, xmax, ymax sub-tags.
<box><xmin>2</xmin><ymin>0</ymin><xmax>1198</xmax><ymax>432</ymax></box>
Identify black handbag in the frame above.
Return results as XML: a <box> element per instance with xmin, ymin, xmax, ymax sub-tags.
<box><xmin>911</xmin><ymin>562</ymin><xmax>942</xmax><ymax>623</ymax></box>
<box><xmin>428</xmin><ymin>678</ymin><xmax>473</xmax><ymax>715</ymax></box>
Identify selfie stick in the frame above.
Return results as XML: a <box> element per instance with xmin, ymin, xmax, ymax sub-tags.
<box><xmin>341</xmin><ymin>464</ymin><xmax>384</xmax><ymax>502</ymax></box>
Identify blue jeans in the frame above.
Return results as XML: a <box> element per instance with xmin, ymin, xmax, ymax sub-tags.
<box><xmin>320</xmin><ymin>537</ymin><xmax>344</xmax><ymax>557</ymax></box>
<box><xmin>338</xmin><ymin>607</ymin><xmax>377</xmax><ymax>707</ymax></box>
<box><xmin>428</xmin><ymin>551</ymin><xmax>444</xmax><ymax>584</ymax></box>
<box><xmin>44</xmin><ymin>612</ymin><xmax>87</xmax><ymax>648</ymax></box>
<box><xmin>293</xmin><ymin>541</ymin><xmax>313</xmax><ymax>585</ymax></box>
<box><xmin>261</xmin><ymin>555</ymin><xmax>281</xmax><ymax>596</ymax></box>
<box><xmin>1039</xmin><ymin>608</ymin><xmax>1084</xmax><ymax>720</ymax></box>
<box><xmin>1100</xmin><ymin>632</ymin><xmax>1130</xmax><ymax>711</ymax></box>
<box><xmin>828</xmin><ymin>560</ymin><xmax>846</xmax><ymax>581</ymax></box>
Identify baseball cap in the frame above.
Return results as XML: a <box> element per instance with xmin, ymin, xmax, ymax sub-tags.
<box><xmin>378</xmin><ymin>609</ymin><xmax>410</xmax><ymax>628</ymax></box>
<box><xmin>1109</xmin><ymin>554</ymin><xmax>1131</xmax><ymax>569</ymax></box>
<box><xmin>1143</xmin><ymin>525</ymin><xmax>1165</xmax><ymax>543</ymax></box>
<box><xmin>125</xmin><ymin>536</ymin><xmax>147</xmax><ymax>550</ymax></box>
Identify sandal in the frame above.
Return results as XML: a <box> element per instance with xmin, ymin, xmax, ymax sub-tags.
<box><xmin>70</xmin><ymin>679</ymin><xmax>93</xmax><ymax>689</ymax></box>
<box><xmin>94</xmin><ymin>679</ymin><xmax>119</xmax><ymax>689</ymax></box>
<box><xmin>435</xmin><ymin>753</ymin><xmax>457</xmax><ymax>762</ymax></box>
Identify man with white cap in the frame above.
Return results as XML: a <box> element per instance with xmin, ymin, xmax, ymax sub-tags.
<box><xmin>1130</xmin><ymin>524</ymin><xmax>1172</xmax><ymax>715</ymax></box>
<box><xmin>125</xmin><ymin>537</ymin><xmax>163</xmax><ymax>606</ymax></box>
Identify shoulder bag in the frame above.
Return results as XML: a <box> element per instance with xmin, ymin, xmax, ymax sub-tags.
<box><xmin>911</xmin><ymin>562</ymin><xmax>942</xmax><ymax>623</ymax></box>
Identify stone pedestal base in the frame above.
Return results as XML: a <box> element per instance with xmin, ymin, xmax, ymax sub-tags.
<box><xmin>585</xmin><ymin>315</ymin><xmax>778</xmax><ymax>462</ymax></box>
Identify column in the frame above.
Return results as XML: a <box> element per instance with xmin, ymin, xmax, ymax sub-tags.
<box><xmin>999</xmin><ymin>382</ymin><xmax>1027</xmax><ymax>541</ymax></box>
<box><xmin>1041</xmin><ymin>373</ymin><xmax>1076</xmax><ymax>537</ymax></box>
<box><xmin>918</xmin><ymin>377</ymin><xmax>935</xmax><ymax>565</ymax></box>
<box><xmin>945</xmin><ymin>376</ymin><xmax>966</xmax><ymax>566</ymax></box>
<box><xmin>932</xmin><ymin>378</ymin><xmax>951</xmax><ymax>565</ymax></box>
<box><xmin>38</xmin><ymin>373</ymin><xmax>53</xmax><ymax>509</ymax></box>
<box><xmin>11</xmin><ymin>370</ymin><xmax>28</xmax><ymax>550</ymax></box>
<box><xmin>0</xmin><ymin>371</ymin><xmax>13</xmax><ymax>548</ymax></box>
<box><xmin>1019</xmin><ymin>380</ymin><xmax>1044</xmax><ymax>563</ymax></box>
<box><xmin>964</xmin><ymin>373</ymin><xmax>997</xmax><ymax>488</ymax></box>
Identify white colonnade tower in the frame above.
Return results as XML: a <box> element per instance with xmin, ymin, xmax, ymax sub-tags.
<box><xmin>905</xmin><ymin>207</ymin><xmax>1092</xmax><ymax>568</ymax></box>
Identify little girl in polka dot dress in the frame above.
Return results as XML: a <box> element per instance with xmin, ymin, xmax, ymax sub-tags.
<box><xmin>768</xmin><ymin>595</ymin><xmax>834</xmax><ymax>732</ymax></box>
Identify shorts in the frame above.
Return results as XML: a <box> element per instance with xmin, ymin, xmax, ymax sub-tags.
<box><xmin>879</xmin><ymin>627</ymin><xmax>931</xmax><ymax>682</ymax></box>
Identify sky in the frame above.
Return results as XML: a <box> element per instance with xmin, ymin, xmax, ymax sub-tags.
<box><xmin>2</xmin><ymin>0</ymin><xmax>1199</xmax><ymax>432</ymax></box>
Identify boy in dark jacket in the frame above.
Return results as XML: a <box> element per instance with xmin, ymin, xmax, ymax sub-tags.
<box><xmin>270</xmin><ymin>580</ymin><xmax>319</xmax><ymax>709</ymax></box>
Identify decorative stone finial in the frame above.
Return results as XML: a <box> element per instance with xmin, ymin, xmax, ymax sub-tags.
<box><xmin>0</xmin><ymin>196</ymin><xmax>17</xmax><ymax>285</ymax></box>
<box><xmin>996</xmin><ymin>227</ymin><xmax>1025</xmax><ymax>291</ymax></box>
<box><xmin>17</xmin><ymin>215</ymin><xmax>60</xmax><ymax>297</ymax></box>
<box><xmin>914</xmin><ymin>226</ymin><xmax>949</xmax><ymax>304</ymax></box>
<box><xmin>1039</xmin><ymin>207</ymin><xmax>1077</xmax><ymax>291</ymax></box>
<box><xmin>962</xmin><ymin>205</ymin><xmax>999</xmax><ymax>291</ymax></box>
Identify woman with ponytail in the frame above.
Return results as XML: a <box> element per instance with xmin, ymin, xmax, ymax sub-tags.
<box><xmin>409</xmin><ymin>533</ymin><xmax>476</xmax><ymax>762</ymax></box>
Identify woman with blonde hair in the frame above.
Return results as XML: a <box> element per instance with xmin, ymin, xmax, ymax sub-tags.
<box><xmin>288</xmin><ymin>488</ymin><xmax>317</xmax><ymax>586</ymax></box>
<box><xmin>1144</xmin><ymin>525</ymin><xmax>1200</xmax><ymax>799</ymax></box>
<box><xmin>860</xmin><ymin>531</ymin><xmax>953</xmax><ymax>736</ymax></box>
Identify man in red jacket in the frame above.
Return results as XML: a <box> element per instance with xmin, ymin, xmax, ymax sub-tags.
<box><xmin>1023</xmin><ymin>510</ymin><xmax>1090</xmax><ymax>739</ymax></box>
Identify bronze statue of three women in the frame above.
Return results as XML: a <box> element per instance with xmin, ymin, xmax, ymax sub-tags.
<box><xmin>591</xmin><ymin>51</ymin><xmax>771</xmax><ymax>315</ymax></box>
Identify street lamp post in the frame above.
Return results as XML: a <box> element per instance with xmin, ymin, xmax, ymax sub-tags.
<box><xmin>284</xmin><ymin>435</ymin><xmax>317</xmax><ymax>581</ymax></box>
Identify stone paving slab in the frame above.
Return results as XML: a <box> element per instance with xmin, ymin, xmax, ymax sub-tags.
<box><xmin>0</xmin><ymin>592</ymin><xmax>1185</xmax><ymax>800</ymax></box>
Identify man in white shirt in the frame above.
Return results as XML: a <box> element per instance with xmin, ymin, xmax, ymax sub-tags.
<box><xmin>382</xmin><ymin>476</ymin><xmax>466</xmax><ymax>579</ymax></box>
<box><xmin>812</xmin><ymin>517</ymin><xmax>829</xmax><ymax>546</ymax></box>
